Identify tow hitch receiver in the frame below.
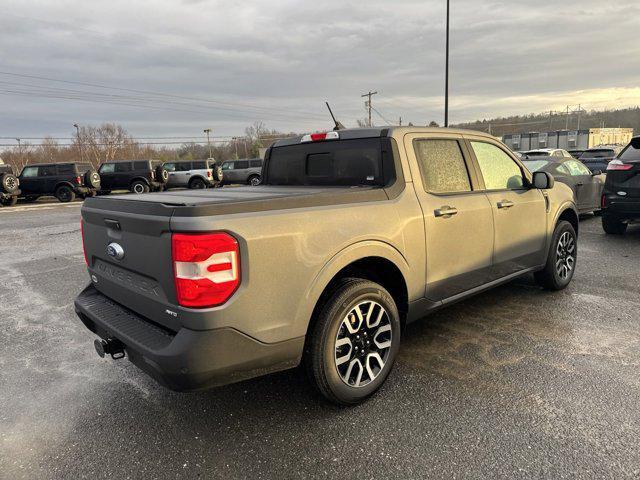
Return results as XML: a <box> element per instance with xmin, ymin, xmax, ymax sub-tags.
<box><xmin>94</xmin><ymin>338</ymin><xmax>125</xmax><ymax>359</ymax></box>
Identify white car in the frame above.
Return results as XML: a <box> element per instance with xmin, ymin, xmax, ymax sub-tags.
<box><xmin>523</xmin><ymin>148</ymin><xmax>573</xmax><ymax>159</ymax></box>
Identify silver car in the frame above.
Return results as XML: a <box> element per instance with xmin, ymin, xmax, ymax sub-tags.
<box><xmin>163</xmin><ymin>159</ymin><xmax>222</xmax><ymax>189</ymax></box>
<box><xmin>221</xmin><ymin>158</ymin><xmax>263</xmax><ymax>185</ymax></box>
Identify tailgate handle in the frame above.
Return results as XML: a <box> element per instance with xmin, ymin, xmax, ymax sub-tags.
<box><xmin>104</xmin><ymin>219</ymin><xmax>121</xmax><ymax>231</ymax></box>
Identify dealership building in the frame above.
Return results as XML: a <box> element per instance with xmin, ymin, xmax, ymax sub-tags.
<box><xmin>502</xmin><ymin>128</ymin><xmax>633</xmax><ymax>151</ymax></box>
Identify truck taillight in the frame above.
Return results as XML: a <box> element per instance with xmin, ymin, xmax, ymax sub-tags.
<box><xmin>301</xmin><ymin>131</ymin><xmax>339</xmax><ymax>142</ymax></box>
<box><xmin>76</xmin><ymin>175</ymin><xmax>82</xmax><ymax>184</ymax></box>
<box><xmin>207</xmin><ymin>170</ymin><xmax>212</xmax><ymax>178</ymax></box>
<box><xmin>80</xmin><ymin>218</ymin><xmax>88</xmax><ymax>265</ymax></box>
<box><xmin>172</xmin><ymin>232</ymin><xmax>240</xmax><ymax>308</ymax></box>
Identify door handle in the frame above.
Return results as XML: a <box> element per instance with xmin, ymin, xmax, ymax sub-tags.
<box><xmin>497</xmin><ymin>200</ymin><xmax>514</xmax><ymax>209</ymax></box>
<box><xmin>575</xmin><ymin>182</ymin><xmax>584</xmax><ymax>187</ymax></box>
<box><xmin>434</xmin><ymin>206</ymin><xmax>458</xmax><ymax>217</ymax></box>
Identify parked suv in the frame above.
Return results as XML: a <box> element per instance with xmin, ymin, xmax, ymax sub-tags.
<box><xmin>0</xmin><ymin>159</ymin><xmax>20</xmax><ymax>207</ymax></box>
<box><xmin>579</xmin><ymin>146</ymin><xmax>623</xmax><ymax>173</ymax></box>
<box><xmin>98</xmin><ymin>160</ymin><xmax>168</xmax><ymax>194</ymax></box>
<box><xmin>76</xmin><ymin>127</ymin><xmax>579</xmax><ymax>405</ymax></box>
<box><xmin>221</xmin><ymin>158</ymin><xmax>263</xmax><ymax>185</ymax></box>
<box><xmin>601</xmin><ymin>137</ymin><xmax>640</xmax><ymax>234</ymax></box>
<box><xmin>163</xmin><ymin>159</ymin><xmax>223</xmax><ymax>189</ymax></box>
<box><xmin>19</xmin><ymin>162</ymin><xmax>100</xmax><ymax>203</ymax></box>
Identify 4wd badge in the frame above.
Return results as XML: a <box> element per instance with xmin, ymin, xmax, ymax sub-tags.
<box><xmin>106</xmin><ymin>242</ymin><xmax>125</xmax><ymax>260</ymax></box>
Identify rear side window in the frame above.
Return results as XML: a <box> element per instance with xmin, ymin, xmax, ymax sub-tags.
<box><xmin>249</xmin><ymin>159</ymin><xmax>262</xmax><ymax>168</ymax></box>
<box><xmin>266</xmin><ymin>138</ymin><xmax>385</xmax><ymax>186</ymax></box>
<box><xmin>581</xmin><ymin>149</ymin><xmax>615</xmax><ymax>159</ymax></box>
<box><xmin>41</xmin><ymin>165</ymin><xmax>58</xmax><ymax>176</ymax></box>
<box><xmin>163</xmin><ymin>163</ymin><xmax>175</xmax><ymax>172</ymax></box>
<box><xmin>192</xmin><ymin>161</ymin><xmax>206</xmax><ymax>169</ymax></box>
<box><xmin>56</xmin><ymin>164</ymin><xmax>74</xmax><ymax>175</ymax></box>
<box><xmin>175</xmin><ymin>162</ymin><xmax>191</xmax><ymax>172</ymax></box>
<box><xmin>76</xmin><ymin>163</ymin><xmax>92</xmax><ymax>173</ymax></box>
<box><xmin>100</xmin><ymin>163</ymin><xmax>115</xmax><ymax>174</ymax></box>
<box><xmin>114</xmin><ymin>162</ymin><xmax>132</xmax><ymax>173</ymax></box>
<box><xmin>235</xmin><ymin>160</ymin><xmax>249</xmax><ymax>169</ymax></box>
<box><xmin>619</xmin><ymin>139</ymin><xmax>640</xmax><ymax>161</ymax></box>
<box><xmin>133</xmin><ymin>161</ymin><xmax>148</xmax><ymax>170</ymax></box>
<box><xmin>414</xmin><ymin>139</ymin><xmax>471</xmax><ymax>193</ymax></box>
<box><xmin>471</xmin><ymin>142</ymin><xmax>524</xmax><ymax>190</ymax></box>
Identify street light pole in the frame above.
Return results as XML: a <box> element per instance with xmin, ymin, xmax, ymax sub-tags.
<box><xmin>73</xmin><ymin>123</ymin><xmax>83</xmax><ymax>162</ymax></box>
<box><xmin>444</xmin><ymin>0</ymin><xmax>450</xmax><ymax>127</ymax></box>
<box><xmin>204</xmin><ymin>128</ymin><xmax>212</xmax><ymax>158</ymax></box>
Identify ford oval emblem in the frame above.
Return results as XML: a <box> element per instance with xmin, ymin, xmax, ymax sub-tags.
<box><xmin>107</xmin><ymin>242</ymin><xmax>125</xmax><ymax>260</ymax></box>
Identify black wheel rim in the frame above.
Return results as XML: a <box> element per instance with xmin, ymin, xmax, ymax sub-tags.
<box><xmin>59</xmin><ymin>189</ymin><xmax>71</xmax><ymax>201</ymax></box>
<box><xmin>334</xmin><ymin>300</ymin><xmax>392</xmax><ymax>388</ymax></box>
<box><xmin>556</xmin><ymin>231</ymin><xmax>575</xmax><ymax>280</ymax></box>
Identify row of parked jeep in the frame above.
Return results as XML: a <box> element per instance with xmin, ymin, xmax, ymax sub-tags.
<box><xmin>0</xmin><ymin>157</ymin><xmax>264</xmax><ymax>206</ymax></box>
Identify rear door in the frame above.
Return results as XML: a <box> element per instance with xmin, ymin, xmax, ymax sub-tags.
<box><xmin>113</xmin><ymin>162</ymin><xmax>133</xmax><ymax>188</ymax></box>
<box><xmin>40</xmin><ymin>164</ymin><xmax>59</xmax><ymax>192</ymax></box>
<box><xmin>467</xmin><ymin>138</ymin><xmax>548</xmax><ymax>278</ymax></box>
<box><xmin>404</xmin><ymin>133</ymin><xmax>494</xmax><ymax>301</ymax></box>
<box><xmin>99</xmin><ymin>163</ymin><xmax>116</xmax><ymax>190</ymax></box>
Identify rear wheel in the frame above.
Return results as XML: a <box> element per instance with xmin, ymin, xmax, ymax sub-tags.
<box><xmin>55</xmin><ymin>185</ymin><xmax>76</xmax><ymax>203</ymax></box>
<box><xmin>305</xmin><ymin>278</ymin><xmax>401</xmax><ymax>405</ymax></box>
<box><xmin>248</xmin><ymin>174</ymin><xmax>261</xmax><ymax>186</ymax></box>
<box><xmin>130</xmin><ymin>181</ymin><xmax>150</xmax><ymax>194</ymax></box>
<box><xmin>189</xmin><ymin>177</ymin><xmax>206</xmax><ymax>189</ymax></box>
<box><xmin>534</xmin><ymin>220</ymin><xmax>576</xmax><ymax>290</ymax></box>
<box><xmin>602</xmin><ymin>214</ymin><xmax>627</xmax><ymax>235</ymax></box>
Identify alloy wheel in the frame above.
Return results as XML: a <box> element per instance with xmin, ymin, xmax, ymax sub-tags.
<box><xmin>555</xmin><ymin>231</ymin><xmax>575</xmax><ymax>280</ymax></box>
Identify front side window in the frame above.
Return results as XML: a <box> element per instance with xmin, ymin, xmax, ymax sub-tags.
<box><xmin>222</xmin><ymin>162</ymin><xmax>234</xmax><ymax>170</ymax></box>
<box><xmin>565</xmin><ymin>161</ymin><xmax>591</xmax><ymax>176</ymax></box>
<box><xmin>99</xmin><ymin>163</ymin><xmax>115</xmax><ymax>174</ymax></box>
<box><xmin>21</xmin><ymin>166</ymin><xmax>39</xmax><ymax>178</ymax></box>
<box><xmin>471</xmin><ymin>142</ymin><xmax>524</xmax><ymax>190</ymax></box>
<box><xmin>414</xmin><ymin>139</ymin><xmax>471</xmax><ymax>194</ymax></box>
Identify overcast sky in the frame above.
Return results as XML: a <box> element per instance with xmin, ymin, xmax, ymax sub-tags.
<box><xmin>1</xmin><ymin>0</ymin><xmax>639</xmax><ymax>142</ymax></box>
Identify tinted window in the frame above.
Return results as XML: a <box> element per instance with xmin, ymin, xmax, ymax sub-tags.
<box><xmin>222</xmin><ymin>162</ymin><xmax>234</xmax><ymax>170</ymax></box>
<box><xmin>267</xmin><ymin>138</ymin><xmax>384</xmax><ymax>186</ymax></box>
<box><xmin>114</xmin><ymin>162</ymin><xmax>132</xmax><ymax>173</ymax></box>
<box><xmin>249</xmin><ymin>159</ymin><xmax>263</xmax><ymax>168</ymax></box>
<box><xmin>192</xmin><ymin>161</ymin><xmax>206</xmax><ymax>169</ymax></box>
<box><xmin>21</xmin><ymin>166</ymin><xmax>39</xmax><ymax>178</ymax></box>
<box><xmin>175</xmin><ymin>162</ymin><xmax>191</xmax><ymax>172</ymax></box>
<box><xmin>76</xmin><ymin>163</ymin><xmax>92</xmax><ymax>173</ymax></box>
<box><xmin>133</xmin><ymin>161</ymin><xmax>148</xmax><ymax>170</ymax></box>
<box><xmin>414</xmin><ymin>139</ymin><xmax>471</xmax><ymax>193</ymax></box>
<box><xmin>525</xmin><ymin>151</ymin><xmax>550</xmax><ymax>157</ymax></box>
<box><xmin>618</xmin><ymin>140</ymin><xmax>640</xmax><ymax>162</ymax></box>
<box><xmin>235</xmin><ymin>160</ymin><xmax>249</xmax><ymax>169</ymax></box>
<box><xmin>99</xmin><ymin>163</ymin><xmax>115</xmax><ymax>174</ymax></box>
<box><xmin>471</xmin><ymin>142</ymin><xmax>524</xmax><ymax>190</ymax></box>
<box><xmin>56</xmin><ymin>164</ymin><xmax>74</xmax><ymax>174</ymax></box>
<box><xmin>163</xmin><ymin>163</ymin><xmax>175</xmax><ymax>172</ymax></box>
<box><xmin>581</xmin><ymin>149</ymin><xmax>615</xmax><ymax>159</ymax></box>
<box><xmin>41</xmin><ymin>165</ymin><xmax>57</xmax><ymax>176</ymax></box>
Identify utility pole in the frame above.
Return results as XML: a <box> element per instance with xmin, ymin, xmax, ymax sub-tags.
<box><xmin>232</xmin><ymin>137</ymin><xmax>239</xmax><ymax>159</ymax></box>
<box><xmin>399</xmin><ymin>116</ymin><xmax>402</xmax><ymax>126</ymax></box>
<box><xmin>565</xmin><ymin>105</ymin><xmax>570</xmax><ymax>130</ymax></box>
<box><xmin>73</xmin><ymin>123</ymin><xmax>83</xmax><ymax>162</ymax></box>
<box><xmin>203</xmin><ymin>128</ymin><xmax>212</xmax><ymax>158</ymax></box>
<box><xmin>444</xmin><ymin>0</ymin><xmax>450</xmax><ymax>127</ymax></box>
<box><xmin>16</xmin><ymin>138</ymin><xmax>22</xmax><ymax>169</ymax></box>
<box><xmin>361</xmin><ymin>91</ymin><xmax>378</xmax><ymax>127</ymax></box>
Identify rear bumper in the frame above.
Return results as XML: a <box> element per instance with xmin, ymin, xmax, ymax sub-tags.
<box><xmin>74</xmin><ymin>186</ymin><xmax>97</xmax><ymax>195</ymax></box>
<box><xmin>603</xmin><ymin>196</ymin><xmax>640</xmax><ymax>220</ymax></box>
<box><xmin>74</xmin><ymin>285</ymin><xmax>303</xmax><ymax>391</ymax></box>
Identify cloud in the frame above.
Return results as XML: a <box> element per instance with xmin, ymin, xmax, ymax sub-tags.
<box><xmin>0</xmin><ymin>0</ymin><xmax>638</xmax><ymax>138</ymax></box>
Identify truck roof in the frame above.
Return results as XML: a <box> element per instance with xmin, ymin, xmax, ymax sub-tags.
<box><xmin>271</xmin><ymin>126</ymin><xmax>496</xmax><ymax>147</ymax></box>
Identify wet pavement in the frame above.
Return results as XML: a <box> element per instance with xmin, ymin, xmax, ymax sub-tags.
<box><xmin>1</xmin><ymin>205</ymin><xmax>639</xmax><ymax>479</ymax></box>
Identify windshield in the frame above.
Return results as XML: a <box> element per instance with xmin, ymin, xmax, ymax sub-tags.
<box><xmin>522</xmin><ymin>160</ymin><xmax>550</xmax><ymax>172</ymax></box>
<box><xmin>266</xmin><ymin>138</ymin><xmax>388</xmax><ymax>186</ymax></box>
<box><xmin>580</xmin><ymin>149</ymin><xmax>615</xmax><ymax>159</ymax></box>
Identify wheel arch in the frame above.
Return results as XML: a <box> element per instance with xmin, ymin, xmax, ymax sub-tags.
<box><xmin>556</xmin><ymin>204</ymin><xmax>579</xmax><ymax>236</ymax></box>
<box><xmin>54</xmin><ymin>181</ymin><xmax>75</xmax><ymax>191</ymax></box>
<box><xmin>188</xmin><ymin>175</ymin><xmax>208</xmax><ymax>185</ymax></box>
<box><xmin>129</xmin><ymin>176</ymin><xmax>150</xmax><ymax>186</ymax></box>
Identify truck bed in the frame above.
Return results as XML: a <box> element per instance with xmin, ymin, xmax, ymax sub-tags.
<box><xmin>83</xmin><ymin>185</ymin><xmax>389</xmax><ymax>217</ymax></box>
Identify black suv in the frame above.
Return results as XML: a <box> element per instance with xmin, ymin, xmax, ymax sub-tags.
<box><xmin>0</xmin><ymin>160</ymin><xmax>20</xmax><ymax>207</ymax></box>
<box><xmin>98</xmin><ymin>160</ymin><xmax>168</xmax><ymax>194</ymax></box>
<box><xmin>579</xmin><ymin>146</ymin><xmax>622</xmax><ymax>173</ymax></box>
<box><xmin>601</xmin><ymin>136</ymin><xmax>640</xmax><ymax>234</ymax></box>
<box><xmin>19</xmin><ymin>162</ymin><xmax>100</xmax><ymax>203</ymax></box>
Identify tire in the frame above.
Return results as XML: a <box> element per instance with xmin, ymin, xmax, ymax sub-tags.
<box><xmin>305</xmin><ymin>278</ymin><xmax>401</xmax><ymax>405</ymax></box>
<box><xmin>83</xmin><ymin>170</ymin><xmax>101</xmax><ymax>189</ymax></box>
<box><xmin>55</xmin><ymin>185</ymin><xmax>76</xmax><ymax>203</ymax></box>
<box><xmin>248</xmin><ymin>175</ymin><xmax>261</xmax><ymax>186</ymax></box>
<box><xmin>189</xmin><ymin>177</ymin><xmax>206</xmax><ymax>189</ymax></box>
<box><xmin>156</xmin><ymin>165</ymin><xmax>169</xmax><ymax>184</ymax></box>
<box><xmin>0</xmin><ymin>173</ymin><xmax>19</xmax><ymax>193</ymax></box>
<box><xmin>601</xmin><ymin>214</ymin><xmax>627</xmax><ymax>235</ymax></box>
<box><xmin>130</xmin><ymin>181</ymin><xmax>150</xmax><ymax>194</ymax></box>
<box><xmin>534</xmin><ymin>220</ymin><xmax>577</xmax><ymax>291</ymax></box>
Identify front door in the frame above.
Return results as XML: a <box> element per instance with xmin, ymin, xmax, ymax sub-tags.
<box><xmin>467</xmin><ymin>140</ymin><xmax>548</xmax><ymax>278</ymax></box>
<box><xmin>404</xmin><ymin>134</ymin><xmax>494</xmax><ymax>301</ymax></box>
<box><xmin>18</xmin><ymin>166</ymin><xmax>40</xmax><ymax>195</ymax></box>
<box><xmin>565</xmin><ymin>160</ymin><xmax>599</xmax><ymax>212</ymax></box>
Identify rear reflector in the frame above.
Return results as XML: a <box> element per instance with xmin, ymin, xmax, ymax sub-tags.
<box><xmin>607</xmin><ymin>159</ymin><xmax>633</xmax><ymax>171</ymax></box>
<box><xmin>301</xmin><ymin>131</ymin><xmax>339</xmax><ymax>142</ymax></box>
<box><xmin>172</xmin><ymin>232</ymin><xmax>240</xmax><ymax>308</ymax></box>
<box><xmin>80</xmin><ymin>218</ymin><xmax>88</xmax><ymax>265</ymax></box>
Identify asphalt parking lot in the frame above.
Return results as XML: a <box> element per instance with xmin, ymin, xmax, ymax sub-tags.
<box><xmin>1</xmin><ymin>203</ymin><xmax>639</xmax><ymax>479</ymax></box>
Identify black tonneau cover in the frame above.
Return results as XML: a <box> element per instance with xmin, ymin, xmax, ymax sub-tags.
<box><xmin>83</xmin><ymin>185</ymin><xmax>389</xmax><ymax>218</ymax></box>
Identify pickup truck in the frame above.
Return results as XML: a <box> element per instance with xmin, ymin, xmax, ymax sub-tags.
<box><xmin>75</xmin><ymin>127</ymin><xmax>579</xmax><ymax>405</ymax></box>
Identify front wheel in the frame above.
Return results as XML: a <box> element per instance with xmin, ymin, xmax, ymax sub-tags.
<box><xmin>534</xmin><ymin>220</ymin><xmax>576</xmax><ymax>290</ymax></box>
<box><xmin>130</xmin><ymin>181</ymin><xmax>150</xmax><ymax>194</ymax></box>
<box><xmin>305</xmin><ymin>278</ymin><xmax>401</xmax><ymax>405</ymax></box>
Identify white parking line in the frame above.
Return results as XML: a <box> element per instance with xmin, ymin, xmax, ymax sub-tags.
<box><xmin>0</xmin><ymin>202</ymin><xmax>83</xmax><ymax>213</ymax></box>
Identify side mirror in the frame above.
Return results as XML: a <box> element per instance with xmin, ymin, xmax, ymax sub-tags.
<box><xmin>533</xmin><ymin>171</ymin><xmax>554</xmax><ymax>189</ymax></box>
<box><xmin>592</xmin><ymin>170</ymin><xmax>602</xmax><ymax>176</ymax></box>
